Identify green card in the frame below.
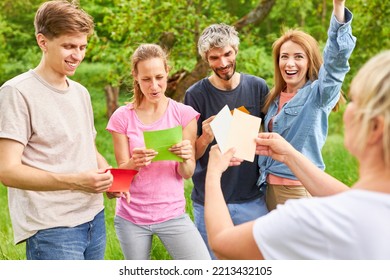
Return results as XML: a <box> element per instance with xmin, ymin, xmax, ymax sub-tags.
<box><xmin>143</xmin><ymin>125</ymin><xmax>183</xmax><ymax>162</ymax></box>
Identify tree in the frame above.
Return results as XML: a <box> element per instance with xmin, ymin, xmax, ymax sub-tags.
<box><xmin>0</xmin><ymin>0</ymin><xmax>388</xmax><ymax>111</ymax></box>
<box><xmin>347</xmin><ymin>0</ymin><xmax>390</xmax><ymax>75</ymax></box>
<box><xmin>167</xmin><ymin>0</ymin><xmax>276</xmax><ymax>102</ymax></box>
<box><xmin>0</xmin><ymin>0</ymin><xmax>41</xmax><ymax>84</ymax></box>
<box><xmin>85</xmin><ymin>0</ymin><xmax>276</xmax><ymax>115</ymax></box>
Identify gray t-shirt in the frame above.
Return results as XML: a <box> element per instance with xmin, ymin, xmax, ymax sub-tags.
<box><xmin>0</xmin><ymin>70</ymin><xmax>103</xmax><ymax>244</ymax></box>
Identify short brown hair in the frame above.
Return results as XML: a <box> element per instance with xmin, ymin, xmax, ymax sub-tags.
<box><xmin>34</xmin><ymin>0</ymin><xmax>94</xmax><ymax>39</ymax></box>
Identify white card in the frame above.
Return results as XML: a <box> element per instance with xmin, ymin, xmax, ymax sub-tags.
<box><xmin>210</xmin><ymin>105</ymin><xmax>262</xmax><ymax>162</ymax></box>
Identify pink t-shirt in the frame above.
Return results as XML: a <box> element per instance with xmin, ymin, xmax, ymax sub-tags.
<box><xmin>106</xmin><ymin>99</ymin><xmax>199</xmax><ymax>225</ymax></box>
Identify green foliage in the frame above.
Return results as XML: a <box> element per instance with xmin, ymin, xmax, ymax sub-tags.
<box><xmin>84</xmin><ymin>0</ymin><xmax>231</xmax><ymax>88</ymax></box>
<box><xmin>328</xmin><ymin>103</ymin><xmax>346</xmax><ymax>136</ymax></box>
<box><xmin>0</xmin><ymin>0</ymin><xmax>42</xmax><ymax>84</ymax></box>
<box><xmin>0</xmin><ymin>16</ymin><xmax>10</xmax><ymax>75</ymax></box>
<box><xmin>1</xmin><ymin>0</ymin><xmax>389</xmax><ymax>91</ymax></box>
<box><xmin>0</xmin><ymin>186</ymin><xmax>25</xmax><ymax>260</ymax></box>
<box><xmin>346</xmin><ymin>1</ymin><xmax>390</xmax><ymax>89</ymax></box>
<box><xmin>323</xmin><ymin>134</ymin><xmax>358</xmax><ymax>186</ymax></box>
<box><xmin>73</xmin><ymin>62</ymin><xmax>114</xmax><ymax>90</ymax></box>
<box><xmin>251</xmin><ymin>0</ymin><xmax>327</xmax><ymax>48</ymax></box>
<box><xmin>237</xmin><ymin>45</ymin><xmax>273</xmax><ymax>86</ymax></box>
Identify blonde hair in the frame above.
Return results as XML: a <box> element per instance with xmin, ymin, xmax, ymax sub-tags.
<box><xmin>263</xmin><ymin>28</ymin><xmax>344</xmax><ymax>113</ymax></box>
<box><xmin>348</xmin><ymin>50</ymin><xmax>390</xmax><ymax>167</ymax></box>
<box><xmin>131</xmin><ymin>44</ymin><xmax>169</xmax><ymax>108</ymax></box>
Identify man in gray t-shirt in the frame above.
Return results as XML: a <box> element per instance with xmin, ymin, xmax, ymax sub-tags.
<box><xmin>0</xmin><ymin>1</ymin><xmax>113</xmax><ymax>260</ymax></box>
<box><xmin>184</xmin><ymin>23</ymin><xmax>269</xmax><ymax>259</ymax></box>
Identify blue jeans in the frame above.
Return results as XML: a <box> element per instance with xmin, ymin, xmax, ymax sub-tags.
<box><xmin>26</xmin><ymin>210</ymin><xmax>106</xmax><ymax>260</ymax></box>
<box><xmin>193</xmin><ymin>196</ymin><xmax>268</xmax><ymax>259</ymax></box>
<box><xmin>115</xmin><ymin>213</ymin><xmax>211</xmax><ymax>260</ymax></box>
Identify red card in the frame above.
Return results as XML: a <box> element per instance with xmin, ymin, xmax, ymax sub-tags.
<box><xmin>106</xmin><ymin>168</ymin><xmax>138</xmax><ymax>192</ymax></box>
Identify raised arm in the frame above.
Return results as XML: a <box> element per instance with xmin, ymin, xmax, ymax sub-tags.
<box><xmin>256</xmin><ymin>133</ymin><xmax>349</xmax><ymax>196</ymax></box>
<box><xmin>333</xmin><ymin>0</ymin><xmax>346</xmax><ymax>23</ymax></box>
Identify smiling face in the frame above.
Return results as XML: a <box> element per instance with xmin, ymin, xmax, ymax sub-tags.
<box><xmin>279</xmin><ymin>40</ymin><xmax>309</xmax><ymax>93</ymax></box>
<box><xmin>39</xmin><ymin>32</ymin><xmax>88</xmax><ymax>78</ymax></box>
<box><xmin>134</xmin><ymin>57</ymin><xmax>168</xmax><ymax>104</ymax></box>
<box><xmin>206</xmin><ymin>45</ymin><xmax>237</xmax><ymax>81</ymax></box>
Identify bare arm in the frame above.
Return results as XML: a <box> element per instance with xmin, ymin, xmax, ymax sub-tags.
<box><xmin>333</xmin><ymin>0</ymin><xmax>346</xmax><ymax>23</ymax></box>
<box><xmin>195</xmin><ymin>115</ymin><xmax>215</xmax><ymax>159</ymax></box>
<box><xmin>205</xmin><ymin>145</ymin><xmax>264</xmax><ymax>259</ymax></box>
<box><xmin>0</xmin><ymin>138</ymin><xmax>112</xmax><ymax>193</ymax></box>
<box><xmin>111</xmin><ymin>131</ymin><xmax>157</xmax><ymax>170</ymax></box>
<box><xmin>256</xmin><ymin>133</ymin><xmax>349</xmax><ymax>196</ymax></box>
<box><xmin>95</xmin><ymin>144</ymin><xmax>111</xmax><ymax>169</ymax></box>
<box><xmin>170</xmin><ymin>118</ymin><xmax>197</xmax><ymax>179</ymax></box>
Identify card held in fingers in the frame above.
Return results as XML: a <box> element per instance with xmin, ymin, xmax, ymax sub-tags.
<box><xmin>143</xmin><ymin>125</ymin><xmax>183</xmax><ymax>162</ymax></box>
<box><xmin>106</xmin><ymin>168</ymin><xmax>138</xmax><ymax>192</ymax></box>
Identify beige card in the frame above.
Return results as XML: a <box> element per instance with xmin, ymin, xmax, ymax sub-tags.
<box><xmin>228</xmin><ymin>109</ymin><xmax>261</xmax><ymax>162</ymax></box>
<box><xmin>210</xmin><ymin>106</ymin><xmax>262</xmax><ymax>162</ymax></box>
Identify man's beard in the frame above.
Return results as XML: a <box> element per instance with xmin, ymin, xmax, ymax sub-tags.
<box><xmin>214</xmin><ymin>62</ymin><xmax>236</xmax><ymax>81</ymax></box>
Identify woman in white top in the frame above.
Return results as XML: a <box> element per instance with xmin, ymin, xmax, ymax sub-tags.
<box><xmin>204</xmin><ymin>49</ymin><xmax>390</xmax><ymax>259</ymax></box>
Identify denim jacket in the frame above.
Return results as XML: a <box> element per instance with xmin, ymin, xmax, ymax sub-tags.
<box><xmin>258</xmin><ymin>8</ymin><xmax>356</xmax><ymax>186</ymax></box>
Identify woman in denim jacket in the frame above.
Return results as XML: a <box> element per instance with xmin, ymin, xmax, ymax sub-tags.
<box><xmin>258</xmin><ymin>0</ymin><xmax>356</xmax><ymax>211</ymax></box>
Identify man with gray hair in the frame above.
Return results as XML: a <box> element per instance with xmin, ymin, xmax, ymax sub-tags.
<box><xmin>184</xmin><ymin>23</ymin><xmax>269</xmax><ymax>259</ymax></box>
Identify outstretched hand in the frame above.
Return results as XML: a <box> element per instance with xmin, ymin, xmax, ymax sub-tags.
<box><xmin>208</xmin><ymin>145</ymin><xmax>242</xmax><ymax>175</ymax></box>
<box><xmin>255</xmin><ymin>132</ymin><xmax>295</xmax><ymax>164</ymax></box>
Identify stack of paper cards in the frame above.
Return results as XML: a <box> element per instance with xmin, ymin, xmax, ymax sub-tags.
<box><xmin>210</xmin><ymin>105</ymin><xmax>262</xmax><ymax>162</ymax></box>
<box><xmin>143</xmin><ymin>125</ymin><xmax>183</xmax><ymax>162</ymax></box>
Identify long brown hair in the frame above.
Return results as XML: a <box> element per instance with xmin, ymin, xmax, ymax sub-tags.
<box><xmin>130</xmin><ymin>44</ymin><xmax>170</xmax><ymax>108</ymax></box>
<box><xmin>263</xmin><ymin>28</ymin><xmax>344</xmax><ymax>113</ymax></box>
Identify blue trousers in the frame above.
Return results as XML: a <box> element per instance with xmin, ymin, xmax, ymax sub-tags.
<box><xmin>26</xmin><ymin>210</ymin><xmax>106</xmax><ymax>260</ymax></box>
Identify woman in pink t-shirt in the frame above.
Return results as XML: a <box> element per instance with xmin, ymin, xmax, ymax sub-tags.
<box><xmin>106</xmin><ymin>43</ymin><xmax>210</xmax><ymax>260</ymax></box>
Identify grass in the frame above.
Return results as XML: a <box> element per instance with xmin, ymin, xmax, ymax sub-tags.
<box><xmin>0</xmin><ymin>181</ymin><xmax>193</xmax><ymax>260</ymax></box>
<box><xmin>0</xmin><ymin>63</ymin><xmax>358</xmax><ymax>259</ymax></box>
<box><xmin>0</xmin><ymin>186</ymin><xmax>25</xmax><ymax>260</ymax></box>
